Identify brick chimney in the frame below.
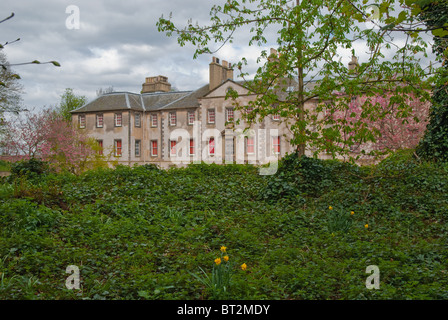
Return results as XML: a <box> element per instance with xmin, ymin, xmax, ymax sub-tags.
<box><xmin>142</xmin><ymin>75</ymin><xmax>171</xmax><ymax>93</ymax></box>
<box><xmin>209</xmin><ymin>57</ymin><xmax>233</xmax><ymax>91</ymax></box>
<box><xmin>348</xmin><ymin>56</ymin><xmax>359</xmax><ymax>71</ymax></box>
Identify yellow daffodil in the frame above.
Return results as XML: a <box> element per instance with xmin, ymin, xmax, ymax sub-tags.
<box><xmin>350</xmin><ymin>211</ymin><xmax>355</xmax><ymax>215</ymax></box>
<box><xmin>215</xmin><ymin>258</ymin><xmax>221</xmax><ymax>265</ymax></box>
<box><xmin>241</xmin><ymin>263</ymin><xmax>247</xmax><ymax>271</ymax></box>
<box><xmin>220</xmin><ymin>246</ymin><xmax>227</xmax><ymax>253</ymax></box>
<box><xmin>329</xmin><ymin>206</ymin><xmax>333</xmax><ymax>210</ymax></box>
<box><xmin>365</xmin><ymin>224</ymin><xmax>369</xmax><ymax>229</ymax></box>
<box><xmin>223</xmin><ymin>255</ymin><xmax>229</xmax><ymax>262</ymax></box>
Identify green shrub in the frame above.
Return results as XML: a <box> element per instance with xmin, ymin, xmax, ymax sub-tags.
<box><xmin>1</xmin><ymin>153</ymin><xmax>447</xmax><ymax>300</ymax></box>
<box><xmin>0</xmin><ymin>160</ymin><xmax>11</xmax><ymax>171</ymax></box>
<box><xmin>262</xmin><ymin>152</ymin><xmax>360</xmax><ymax>200</ymax></box>
<box><xmin>10</xmin><ymin>158</ymin><xmax>50</xmax><ymax>180</ymax></box>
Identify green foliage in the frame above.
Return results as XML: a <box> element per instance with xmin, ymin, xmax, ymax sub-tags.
<box><xmin>0</xmin><ymin>160</ymin><xmax>10</xmax><ymax>171</ymax></box>
<box><xmin>0</xmin><ymin>157</ymin><xmax>447</xmax><ymax>300</ymax></box>
<box><xmin>416</xmin><ymin>1</ymin><xmax>448</xmax><ymax>162</ymax></box>
<box><xmin>10</xmin><ymin>158</ymin><xmax>50</xmax><ymax>180</ymax></box>
<box><xmin>262</xmin><ymin>152</ymin><xmax>361</xmax><ymax>200</ymax></box>
<box><xmin>326</xmin><ymin>207</ymin><xmax>354</xmax><ymax>234</ymax></box>
<box><xmin>57</xmin><ymin>88</ymin><xmax>88</xmax><ymax>122</ymax></box>
<box><xmin>189</xmin><ymin>247</ymin><xmax>238</xmax><ymax>299</ymax></box>
<box><xmin>158</xmin><ymin>0</ymin><xmax>434</xmax><ymax>159</ymax></box>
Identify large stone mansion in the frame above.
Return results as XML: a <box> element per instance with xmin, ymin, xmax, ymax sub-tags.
<box><xmin>71</xmin><ymin>55</ymin><xmax>307</xmax><ymax>169</ymax></box>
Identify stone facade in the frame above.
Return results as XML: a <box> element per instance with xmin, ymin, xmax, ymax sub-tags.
<box><xmin>71</xmin><ymin>57</ymin><xmax>303</xmax><ymax>169</ymax></box>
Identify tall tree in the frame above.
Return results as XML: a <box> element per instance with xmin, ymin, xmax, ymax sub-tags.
<box><xmin>416</xmin><ymin>1</ymin><xmax>448</xmax><ymax>162</ymax></box>
<box><xmin>96</xmin><ymin>86</ymin><xmax>115</xmax><ymax>97</ymax></box>
<box><xmin>0</xmin><ymin>50</ymin><xmax>22</xmax><ymax>114</ymax></box>
<box><xmin>0</xmin><ymin>50</ymin><xmax>23</xmax><ymax>145</ymax></box>
<box><xmin>332</xmin><ymin>92</ymin><xmax>430</xmax><ymax>157</ymax></box>
<box><xmin>3</xmin><ymin>107</ymin><xmax>111</xmax><ymax>174</ymax></box>
<box><xmin>58</xmin><ymin>88</ymin><xmax>88</xmax><ymax>123</ymax></box>
<box><xmin>158</xmin><ymin>0</ymin><xmax>436</xmax><ymax>159</ymax></box>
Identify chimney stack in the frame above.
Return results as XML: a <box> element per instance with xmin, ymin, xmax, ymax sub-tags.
<box><xmin>142</xmin><ymin>75</ymin><xmax>171</xmax><ymax>93</ymax></box>
<box><xmin>209</xmin><ymin>57</ymin><xmax>233</xmax><ymax>91</ymax></box>
<box><xmin>348</xmin><ymin>56</ymin><xmax>359</xmax><ymax>71</ymax></box>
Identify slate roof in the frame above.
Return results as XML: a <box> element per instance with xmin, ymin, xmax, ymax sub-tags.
<box><xmin>70</xmin><ymin>78</ymin><xmax>316</xmax><ymax>114</ymax></box>
<box><xmin>159</xmin><ymin>84</ymin><xmax>210</xmax><ymax>110</ymax></box>
<box><xmin>71</xmin><ymin>90</ymin><xmax>194</xmax><ymax>114</ymax></box>
<box><xmin>141</xmin><ymin>91</ymin><xmax>192</xmax><ymax>111</ymax></box>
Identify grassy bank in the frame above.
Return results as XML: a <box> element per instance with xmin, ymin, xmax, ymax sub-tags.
<box><xmin>0</xmin><ymin>151</ymin><xmax>447</xmax><ymax>299</ymax></box>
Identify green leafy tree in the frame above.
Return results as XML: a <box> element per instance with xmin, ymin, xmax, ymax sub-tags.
<box><xmin>158</xmin><ymin>0</ymin><xmax>436</xmax><ymax>159</ymax></box>
<box><xmin>57</xmin><ymin>88</ymin><xmax>88</xmax><ymax>123</ymax></box>
<box><xmin>416</xmin><ymin>1</ymin><xmax>448</xmax><ymax>162</ymax></box>
<box><xmin>0</xmin><ymin>50</ymin><xmax>23</xmax><ymax>147</ymax></box>
<box><xmin>0</xmin><ymin>51</ymin><xmax>22</xmax><ymax>115</ymax></box>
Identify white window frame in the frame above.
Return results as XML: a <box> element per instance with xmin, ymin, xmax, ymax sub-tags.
<box><xmin>151</xmin><ymin>114</ymin><xmax>158</xmax><ymax>127</ymax></box>
<box><xmin>114</xmin><ymin>139</ymin><xmax>122</xmax><ymax>157</ymax></box>
<box><xmin>246</xmin><ymin>137</ymin><xmax>255</xmax><ymax>155</ymax></box>
<box><xmin>135</xmin><ymin>140</ymin><xmax>141</xmax><ymax>157</ymax></box>
<box><xmin>188</xmin><ymin>111</ymin><xmax>195</xmax><ymax>125</ymax></box>
<box><xmin>96</xmin><ymin>113</ymin><xmax>103</xmax><ymax>128</ymax></box>
<box><xmin>135</xmin><ymin>112</ymin><xmax>141</xmax><ymax>127</ymax></box>
<box><xmin>114</xmin><ymin>113</ymin><xmax>122</xmax><ymax>127</ymax></box>
<box><xmin>170</xmin><ymin>140</ymin><xmax>177</xmax><ymax>157</ymax></box>
<box><xmin>226</xmin><ymin>108</ymin><xmax>234</xmax><ymax>122</ymax></box>
<box><xmin>151</xmin><ymin>140</ymin><xmax>158</xmax><ymax>157</ymax></box>
<box><xmin>79</xmin><ymin>115</ymin><xmax>86</xmax><ymax>129</ymax></box>
<box><xmin>169</xmin><ymin>112</ymin><xmax>177</xmax><ymax>126</ymax></box>
<box><xmin>207</xmin><ymin>109</ymin><xmax>215</xmax><ymax>124</ymax></box>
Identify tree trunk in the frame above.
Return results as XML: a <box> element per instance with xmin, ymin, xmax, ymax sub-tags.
<box><xmin>296</xmin><ymin>0</ymin><xmax>306</xmax><ymax>157</ymax></box>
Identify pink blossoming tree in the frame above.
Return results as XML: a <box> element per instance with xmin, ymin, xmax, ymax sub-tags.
<box><xmin>322</xmin><ymin>92</ymin><xmax>431</xmax><ymax>160</ymax></box>
<box><xmin>3</xmin><ymin>107</ymin><xmax>110</xmax><ymax>174</ymax></box>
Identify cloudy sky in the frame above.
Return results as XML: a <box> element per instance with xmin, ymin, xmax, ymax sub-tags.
<box><xmin>1</xmin><ymin>0</ymin><xmax>253</xmax><ymax>109</ymax></box>
<box><xmin>1</xmin><ymin>0</ymin><xmax>436</xmax><ymax>110</ymax></box>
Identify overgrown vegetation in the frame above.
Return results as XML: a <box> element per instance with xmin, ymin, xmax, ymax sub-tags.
<box><xmin>417</xmin><ymin>1</ymin><xmax>448</xmax><ymax>162</ymax></box>
<box><xmin>0</xmin><ymin>160</ymin><xmax>10</xmax><ymax>172</ymax></box>
<box><xmin>0</xmin><ymin>152</ymin><xmax>447</xmax><ymax>299</ymax></box>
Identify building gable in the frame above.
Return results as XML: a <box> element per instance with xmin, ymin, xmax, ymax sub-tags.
<box><xmin>203</xmin><ymin>79</ymin><xmax>250</xmax><ymax>98</ymax></box>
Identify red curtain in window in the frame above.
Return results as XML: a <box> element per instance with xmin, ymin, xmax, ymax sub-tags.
<box><xmin>189</xmin><ymin>139</ymin><xmax>194</xmax><ymax>155</ymax></box>
<box><xmin>246</xmin><ymin>137</ymin><xmax>254</xmax><ymax>154</ymax></box>
<box><xmin>151</xmin><ymin>141</ymin><xmax>158</xmax><ymax>156</ymax></box>
<box><xmin>115</xmin><ymin>140</ymin><xmax>122</xmax><ymax>156</ymax></box>
<box><xmin>209</xmin><ymin>137</ymin><xmax>215</xmax><ymax>155</ymax></box>
<box><xmin>273</xmin><ymin>136</ymin><xmax>280</xmax><ymax>154</ymax></box>
<box><xmin>170</xmin><ymin>140</ymin><xmax>177</xmax><ymax>155</ymax></box>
